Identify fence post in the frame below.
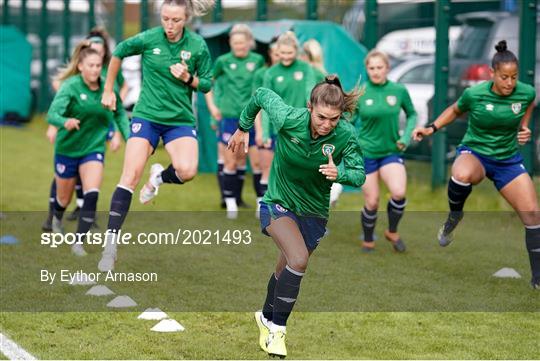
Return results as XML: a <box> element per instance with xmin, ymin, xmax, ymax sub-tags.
<box><xmin>256</xmin><ymin>0</ymin><xmax>267</xmax><ymax>21</ymax></box>
<box><xmin>115</xmin><ymin>0</ymin><xmax>124</xmax><ymax>43</ymax></box>
<box><xmin>519</xmin><ymin>0</ymin><xmax>537</xmax><ymax>174</ymax></box>
<box><xmin>363</xmin><ymin>0</ymin><xmax>378</xmax><ymax>50</ymax></box>
<box><xmin>141</xmin><ymin>0</ymin><xmax>149</xmax><ymax>32</ymax></box>
<box><xmin>39</xmin><ymin>0</ymin><xmax>49</xmax><ymax>111</ymax></box>
<box><xmin>213</xmin><ymin>0</ymin><xmax>223</xmax><ymax>22</ymax></box>
<box><xmin>306</xmin><ymin>0</ymin><xmax>317</xmax><ymax>20</ymax></box>
<box><xmin>63</xmin><ymin>0</ymin><xmax>70</xmax><ymax>61</ymax></box>
<box><xmin>21</xmin><ymin>0</ymin><xmax>28</xmax><ymax>33</ymax></box>
<box><xmin>88</xmin><ymin>0</ymin><xmax>95</xmax><ymax>29</ymax></box>
<box><xmin>3</xmin><ymin>0</ymin><xmax>9</xmax><ymax>25</ymax></box>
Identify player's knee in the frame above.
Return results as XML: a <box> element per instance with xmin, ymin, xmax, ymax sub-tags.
<box><xmin>518</xmin><ymin>207</ymin><xmax>540</xmax><ymax>226</ymax></box>
<box><xmin>175</xmin><ymin>165</ymin><xmax>197</xmax><ymax>182</ymax></box>
<box><xmin>452</xmin><ymin>171</ymin><xmax>475</xmax><ymax>184</ymax></box>
<box><xmin>57</xmin><ymin>194</ymin><xmax>71</xmax><ymax>207</ymax></box>
<box><xmin>390</xmin><ymin>188</ymin><xmax>406</xmax><ymax>201</ymax></box>
<box><xmin>365</xmin><ymin>197</ymin><xmax>379</xmax><ymax>211</ymax></box>
<box><xmin>120</xmin><ymin>170</ymin><xmax>142</xmax><ymax>189</ymax></box>
<box><xmin>288</xmin><ymin>253</ymin><xmax>309</xmax><ymax>272</ymax></box>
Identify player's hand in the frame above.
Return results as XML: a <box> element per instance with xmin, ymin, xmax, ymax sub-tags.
<box><xmin>396</xmin><ymin>141</ymin><xmax>406</xmax><ymax>151</ymax></box>
<box><xmin>101</xmin><ymin>91</ymin><xmax>117</xmax><ymax>111</ymax></box>
<box><xmin>46</xmin><ymin>125</ymin><xmax>58</xmax><ymax>144</ymax></box>
<box><xmin>255</xmin><ymin>130</ymin><xmax>264</xmax><ymax>147</ymax></box>
<box><xmin>412</xmin><ymin>126</ymin><xmax>434</xmax><ymax>141</ymax></box>
<box><xmin>227</xmin><ymin>129</ymin><xmax>249</xmax><ymax>154</ymax></box>
<box><xmin>109</xmin><ymin>131</ymin><xmax>122</xmax><ymax>152</ymax></box>
<box><xmin>208</xmin><ymin>104</ymin><xmax>222</xmax><ymax>121</ymax></box>
<box><xmin>263</xmin><ymin>139</ymin><xmax>273</xmax><ymax>149</ymax></box>
<box><xmin>517</xmin><ymin>126</ymin><xmax>532</xmax><ymax>145</ymax></box>
<box><xmin>319</xmin><ymin>153</ymin><xmax>338</xmax><ymax>181</ymax></box>
<box><xmin>64</xmin><ymin>118</ymin><xmax>80</xmax><ymax>131</ymax></box>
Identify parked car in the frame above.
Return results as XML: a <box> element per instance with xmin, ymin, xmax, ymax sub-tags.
<box><xmin>387</xmin><ymin>56</ymin><xmax>434</xmax><ymax>129</ymax></box>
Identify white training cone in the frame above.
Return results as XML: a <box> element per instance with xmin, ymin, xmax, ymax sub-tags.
<box><xmin>493</xmin><ymin>267</ymin><xmax>521</xmax><ymax>279</ymax></box>
<box><xmin>69</xmin><ymin>272</ymin><xmax>97</xmax><ymax>286</ymax></box>
<box><xmin>151</xmin><ymin>319</ymin><xmax>185</xmax><ymax>332</ymax></box>
<box><xmin>107</xmin><ymin>295</ymin><xmax>137</xmax><ymax>308</ymax></box>
<box><xmin>86</xmin><ymin>285</ymin><xmax>115</xmax><ymax>296</ymax></box>
<box><xmin>138</xmin><ymin>308</ymin><xmax>168</xmax><ymax>320</ymax></box>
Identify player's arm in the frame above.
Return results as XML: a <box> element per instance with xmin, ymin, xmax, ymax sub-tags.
<box><xmin>518</xmin><ymin>101</ymin><xmax>536</xmax><ymax>145</ymax></box>
<box><xmin>335</xmin><ymin>133</ymin><xmax>366</xmax><ymax>188</ymax></box>
<box><xmin>398</xmin><ymin>87</ymin><xmax>418</xmax><ymax>149</ymax></box>
<box><xmin>47</xmin><ymin>84</ymin><xmax>79</xmax><ymax>130</ymax></box>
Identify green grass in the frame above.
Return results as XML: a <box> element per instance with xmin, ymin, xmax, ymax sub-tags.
<box><xmin>1</xmin><ymin>117</ymin><xmax>539</xmax><ymax>359</ymax></box>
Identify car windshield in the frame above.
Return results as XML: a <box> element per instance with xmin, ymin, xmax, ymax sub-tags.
<box><xmin>454</xmin><ymin>21</ymin><xmax>492</xmax><ymax>59</ymax></box>
<box><xmin>399</xmin><ymin>63</ymin><xmax>434</xmax><ymax>84</ymax></box>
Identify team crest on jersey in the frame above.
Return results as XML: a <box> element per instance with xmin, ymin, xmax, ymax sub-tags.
<box><xmin>56</xmin><ymin>163</ymin><xmax>66</xmax><ymax>174</ymax></box>
<box><xmin>277</xmin><ymin>76</ymin><xmax>284</xmax><ymax>83</ymax></box>
<box><xmin>246</xmin><ymin>62</ymin><xmax>256</xmax><ymax>72</ymax></box>
<box><xmin>80</xmin><ymin>93</ymin><xmax>88</xmax><ymax>101</ymax></box>
<box><xmin>366</xmin><ymin>99</ymin><xmax>373</xmax><ymax>106</ymax></box>
<box><xmin>152</xmin><ymin>48</ymin><xmax>161</xmax><ymax>55</ymax></box>
<box><xmin>180</xmin><ymin>50</ymin><xmax>192</xmax><ymax>61</ymax></box>
<box><xmin>294</xmin><ymin>71</ymin><xmax>304</xmax><ymax>81</ymax></box>
<box><xmin>511</xmin><ymin>103</ymin><xmax>522</xmax><ymax>114</ymax></box>
<box><xmin>386</xmin><ymin>95</ymin><xmax>397</xmax><ymax>106</ymax></box>
<box><xmin>275</xmin><ymin>204</ymin><xmax>288</xmax><ymax>213</ymax></box>
<box><xmin>322</xmin><ymin>144</ymin><xmax>335</xmax><ymax>157</ymax></box>
<box><xmin>131</xmin><ymin>123</ymin><xmax>142</xmax><ymax>134</ymax></box>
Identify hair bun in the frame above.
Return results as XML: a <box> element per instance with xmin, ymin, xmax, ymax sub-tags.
<box><xmin>325</xmin><ymin>75</ymin><xmax>340</xmax><ymax>86</ymax></box>
<box><xmin>495</xmin><ymin>40</ymin><xmax>508</xmax><ymax>53</ymax></box>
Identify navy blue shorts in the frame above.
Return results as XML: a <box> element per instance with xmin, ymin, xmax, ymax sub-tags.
<box><xmin>259</xmin><ymin>201</ymin><xmax>328</xmax><ymax>251</ymax></box>
<box><xmin>364</xmin><ymin>154</ymin><xmax>404</xmax><ymax>174</ymax></box>
<box><xmin>130</xmin><ymin>117</ymin><xmax>197</xmax><ymax>150</ymax></box>
<box><xmin>457</xmin><ymin>146</ymin><xmax>527</xmax><ymax>190</ymax></box>
<box><xmin>219</xmin><ymin>118</ymin><xmax>256</xmax><ymax>147</ymax></box>
<box><xmin>54</xmin><ymin>152</ymin><xmax>104</xmax><ymax>179</ymax></box>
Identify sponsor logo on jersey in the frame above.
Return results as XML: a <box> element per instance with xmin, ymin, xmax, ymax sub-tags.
<box><xmin>277</xmin><ymin>76</ymin><xmax>284</xmax><ymax>83</ymax></box>
<box><xmin>275</xmin><ymin>204</ymin><xmax>288</xmax><ymax>213</ymax></box>
<box><xmin>152</xmin><ymin>48</ymin><xmax>161</xmax><ymax>55</ymax></box>
<box><xmin>486</xmin><ymin>104</ymin><xmax>494</xmax><ymax>111</ymax></box>
<box><xmin>322</xmin><ymin>144</ymin><xmax>335</xmax><ymax>157</ymax></box>
<box><xmin>229</xmin><ymin>63</ymin><xmax>237</xmax><ymax>70</ymax></box>
<box><xmin>80</xmin><ymin>93</ymin><xmax>88</xmax><ymax>101</ymax></box>
<box><xmin>366</xmin><ymin>99</ymin><xmax>373</xmax><ymax>106</ymax></box>
<box><xmin>294</xmin><ymin>71</ymin><xmax>304</xmax><ymax>81</ymax></box>
<box><xmin>386</xmin><ymin>95</ymin><xmax>397</xmax><ymax>106</ymax></box>
<box><xmin>246</xmin><ymin>62</ymin><xmax>256</xmax><ymax>72</ymax></box>
<box><xmin>56</xmin><ymin>163</ymin><xmax>66</xmax><ymax>174</ymax></box>
<box><xmin>180</xmin><ymin>50</ymin><xmax>192</xmax><ymax>61</ymax></box>
<box><xmin>131</xmin><ymin>123</ymin><xmax>142</xmax><ymax>134</ymax></box>
<box><xmin>511</xmin><ymin>103</ymin><xmax>522</xmax><ymax>114</ymax></box>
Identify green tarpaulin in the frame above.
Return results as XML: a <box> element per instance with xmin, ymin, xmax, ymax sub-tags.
<box><xmin>0</xmin><ymin>26</ymin><xmax>32</xmax><ymax>121</ymax></box>
<box><xmin>197</xmin><ymin>20</ymin><xmax>368</xmax><ymax>173</ymax></box>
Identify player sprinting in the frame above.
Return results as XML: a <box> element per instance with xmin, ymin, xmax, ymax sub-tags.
<box><xmin>47</xmin><ymin>41</ymin><xmax>129</xmax><ymax>256</ymax></box>
<box><xmin>413</xmin><ymin>40</ymin><xmax>539</xmax><ymax>289</ymax></box>
<box><xmin>357</xmin><ymin>50</ymin><xmax>417</xmax><ymax>253</ymax></box>
<box><xmin>98</xmin><ymin>0</ymin><xmax>214</xmax><ymax>272</ymax></box>
<box><xmin>205</xmin><ymin>24</ymin><xmax>265</xmax><ymax>218</ymax></box>
<box><xmin>228</xmin><ymin>76</ymin><xmax>365</xmax><ymax>357</ymax></box>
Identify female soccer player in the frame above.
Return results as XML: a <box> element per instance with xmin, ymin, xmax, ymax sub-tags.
<box><xmin>357</xmin><ymin>50</ymin><xmax>417</xmax><ymax>253</ymax></box>
<box><xmin>47</xmin><ymin>41</ymin><xmax>129</xmax><ymax>256</ymax></box>
<box><xmin>205</xmin><ymin>24</ymin><xmax>265</xmax><ymax>218</ymax></box>
<box><xmin>98</xmin><ymin>0</ymin><xmax>214</xmax><ymax>272</ymax></box>
<box><xmin>228</xmin><ymin>76</ymin><xmax>365</xmax><ymax>357</ymax></box>
<box><xmin>42</xmin><ymin>27</ymin><xmax>127</xmax><ymax>231</ymax></box>
<box><xmin>413</xmin><ymin>40</ymin><xmax>539</xmax><ymax>289</ymax></box>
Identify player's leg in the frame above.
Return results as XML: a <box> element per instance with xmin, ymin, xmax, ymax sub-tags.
<box><xmin>98</xmin><ymin>137</ymin><xmax>153</xmax><ymax>272</ymax></box>
<box><xmin>217</xmin><ymin>142</ymin><xmax>226</xmax><ymax>208</ymax></box>
<box><xmin>499</xmin><ymin>173</ymin><xmax>540</xmax><ymax>289</ymax></box>
<box><xmin>439</xmin><ymin>152</ymin><xmax>485</xmax><ymax>246</ymax></box>
<box><xmin>249</xmin><ymin>146</ymin><xmax>264</xmax><ymax>216</ymax></box>
<box><xmin>360</xmin><ymin>171</ymin><xmax>380</xmax><ymax>252</ymax></box>
<box><xmin>380</xmin><ymin>160</ymin><xmax>407</xmax><ymax>252</ymax></box>
<box><xmin>42</xmin><ymin>178</ymin><xmax>56</xmax><ymax>231</ymax></box>
<box><xmin>73</xmin><ymin>158</ymin><xmax>103</xmax><ymax>256</ymax></box>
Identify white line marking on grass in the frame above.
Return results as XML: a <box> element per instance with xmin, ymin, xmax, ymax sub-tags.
<box><xmin>0</xmin><ymin>332</ymin><xmax>37</xmax><ymax>360</ymax></box>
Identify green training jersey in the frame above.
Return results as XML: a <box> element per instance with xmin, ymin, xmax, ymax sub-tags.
<box><xmin>457</xmin><ymin>80</ymin><xmax>536</xmax><ymax>160</ymax></box>
<box><xmin>239</xmin><ymin>88</ymin><xmax>365</xmax><ymax>218</ymax></box>
<box><xmin>113</xmin><ymin>26</ymin><xmax>212</xmax><ymax>126</ymax></box>
<box><xmin>102</xmin><ymin>67</ymin><xmax>125</xmax><ymax>92</ymax></box>
<box><xmin>252</xmin><ymin>65</ymin><xmax>268</xmax><ymax>92</ymax></box>
<box><xmin>261</xmin><ymin>60</ymin><xmax>316</xmax><ymax>140</ymax></box>
<box><xmin>356</xmin><ymin>80</ymin><xmax>417</xmax><ymax>159</ymax></box>
<box><xmin>312</xmin><ymin>66</ymin><xmax>326</xmax><ymax>84</ymax></box>
<box><xmin>47</xmin><ymin>75</ymin><xmax>129</xmax><ymax>158</ymax></box>
<box><xmin>213</xmin><ymin>51</ymin><xmax>265</xmax><ymax>118</ymax></box>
